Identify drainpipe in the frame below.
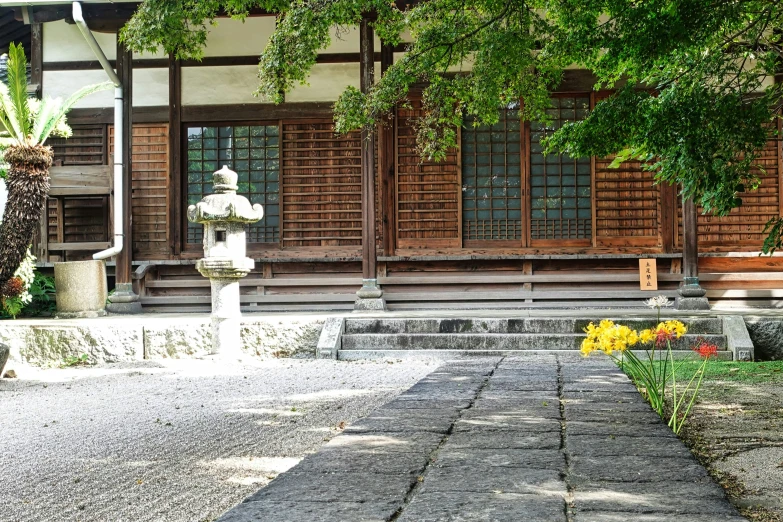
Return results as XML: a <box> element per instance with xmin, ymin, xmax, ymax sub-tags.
<box><xmin>72</xmin><ymin>1</ymin><xmax>124</xmax><ymax>261</ymax></box>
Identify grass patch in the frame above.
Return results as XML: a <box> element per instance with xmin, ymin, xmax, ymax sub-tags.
<box><xmin>673</xmin><ymin>360</ymin><xmax>783</xmax><ymax>384</ymax></box>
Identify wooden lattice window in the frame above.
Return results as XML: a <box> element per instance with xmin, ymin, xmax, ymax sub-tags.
<box><xmin>280</xmin><ymin>121</ymin><xmax>362</xmax><ymax>248</ymax></box>
<box><xmin>461</xmin><ymin>107</ymin><xmax>523</xmax><ymax>243</ymax></box>
<box><xmin>185</xmin><ymin>125</ymin><xmax>280</xmax><ymax>245</ymax></box>
<box><xmin>50</xmin><ymin>124</ymin><xmax>106</xmax><ymax>166</ymax></box>
<box><xmin>530</xmin><ymin>96</ymin><xmax>592</xmax><ymax>242</ymax></box>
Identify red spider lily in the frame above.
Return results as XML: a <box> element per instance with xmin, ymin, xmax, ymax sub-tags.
<box><xmin>655</xmin><ymin>328</ymin><xmax>675</xmax><ymax>347</ymax></box>
<box><xmin>692</xmin><ymin>338</ymin><xmax>718</xmax><ymax>359</ymax></box>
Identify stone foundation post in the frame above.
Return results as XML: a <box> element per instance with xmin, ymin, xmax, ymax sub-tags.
<box><xmin>210</xmin><ymin>277</ymin><xmax>242</xmax><ymax>357</ymax></box>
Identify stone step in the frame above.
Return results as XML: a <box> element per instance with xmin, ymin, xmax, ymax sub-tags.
<box><xmin>340</xmin><ymin>333</ymin><xmax>728</xmax><ymax>352</ymax></box>
<box><xmin>338</xmin><ymin>349</ymin><xmax>734</xmax><ymax>361</ymax></box>
<box><xmin>343</xmin><ymin>317</ymin><xmax>723</xmax><ymax>335</ymax></box>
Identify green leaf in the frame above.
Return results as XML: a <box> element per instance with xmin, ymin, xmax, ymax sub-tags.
<box><xmin>5</xmin><ymin>42</ymin><xmax>31</xmax><ymax>142</ymax></box>
<box><xmin>33</xmin><ymin>81</ymin><xmax>112</xmax><ymax>145</ymax></box>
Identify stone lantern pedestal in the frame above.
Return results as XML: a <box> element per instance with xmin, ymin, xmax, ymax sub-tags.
<box><xmin>188</xmin><ymin>166</ymin><xmax>264</xmax><ymax>357</ymax></box>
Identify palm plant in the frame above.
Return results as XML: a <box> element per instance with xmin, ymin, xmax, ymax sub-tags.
<box><xmin>0</xmin><ymin>43</ymin><xmax>111</xmax><ymax>298</ymax></box>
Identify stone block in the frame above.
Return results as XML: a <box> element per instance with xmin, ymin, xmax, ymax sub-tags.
<box><xmin>54</xmin><ymin>261</ymin><xmax>107</xmax><ymax>318</ymax></box>
<box><xmin>572</xmin><ymin>481</ymin><xmax>738</xmax><ymax>515</ymax></box>
<box><xmin>218</xmin><ymin>500</ymin><xmax>400</xmax><ymax>522</ymax></box>
<box><xmin>432</xmin><ymin>448</ymin><xmax>564</xmax><ymax>470</ymax></box>
<box><xmin>745</xmin><ymin>318</ymin><xmax>783</xmax><ymax>361</ymax></box>
<box><xmin>454</xmin><ymin>416</ymin><xmax>561</xmax><ymax>433</ymax></box>
<box><xmin>566</xmin><ymin>434</ymin><xmax>693</xmax><ymax>458</ymax></box>
<box><xmin>573</xmin><ymin>513</ymin><xmax>747</xmax><ymax>522</ymax></box>
<box><xmin>295</xmin><ymin>449</ymin><xmax>430</xmax><ymax>474</ymax></box>
<box><xmin>419</xmin><ymin>466</ymin><xmax>564</xmax><ymax>495</ymax></box>
<box><xmin>722</xmin><ymin>315</ymin><xmax>754</xmax><ymax>361</ymax></box>
<box><xmin>397</xmin><ymin>492</ymin><xmax>567</xmax><ymax>522</ymax></box>
<box><xmin>143</xmin><ymin>317</ymin><xmax>324</xmax><ymax>359</ymax></box>
<box><xmin>0</xmin><ymin>342</ymin><xmax>8</xmax><ymax>376</ymax></box>
<box><xmin>344</xmin><ymin>409</ymin><xmax>460</xmax><ymax>434</ymax></box>
<box><xmin>143</xmin><ymin>322</ymin><xmax>212</xmax><ymax>359</ymax></box>
<box><xmin>243</xmin><ymin>471</ymin><xmax>416</xmax><ymax>504</ymax></box>
<box><xmin>315</xmin><ymin>317</ymin><xmax>343</xmax><ymax>359</ymax></box>
<box><xmin>569</xmin><ymin>455</ymin><xmax>710</xmax><ymax>485</ymax></box>
<box><xmin>0</xmin><ymin>324</ymin><xmax>143</xmax><ymax>366</ymax></box>
<box><xmin>321</xmin><ymin>432</ymin><xmax>443</xmax><ymax>454</ymax></box>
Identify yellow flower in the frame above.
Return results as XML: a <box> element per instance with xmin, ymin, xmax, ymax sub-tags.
<box><xmin>583</xmin><ymin>322</ymin><xmax>599</xmax><ymax>340</ymax></box>
<box><xmin>665</xmin><ymin>320</ymin><xmax>687</xmax><ymax>338</ymax></box>
<box><xmin>581</xmin><ymin>338</ymin><xmax>597</xmax><ymax>356</ymax></box>
<box><xmin>639</xmin><ymin>329</ymin><xmax>655</xmax><ymax>344</ymax></box>
<box><xmin>599</xmin><ymin>319</ymin><xmax>615</xmax><ymax>330</ymax></box>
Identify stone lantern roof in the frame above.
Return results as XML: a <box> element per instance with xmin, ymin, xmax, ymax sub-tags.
<box><xmin>187</xmin><ymin>165</ymin><xmax>264</xmax><ymax>224</ymax></box>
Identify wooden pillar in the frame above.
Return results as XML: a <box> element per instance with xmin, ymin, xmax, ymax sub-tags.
<box><xmin>107</xmin><ymin>41</ymin><xmax>142</xmax><ymax>313</ymax></box>
<box><xmin>169</xmin><ymin>53</ymin><xmax>182</xmax><ymax>257</ymax></box>
<box><xmin>31</xmin><ymin>23</ymin><xmax>47</xmax><ymax>261</ymax></box>
<box><xmin>678</xmin><ymin>195</ymin><xmax>709</xmax><ymax>309</ymax></box>
<box><xmin>30</xmin><ymin>23</ymin><xmax>42</xmax><ymax>97</ymax></box>
<box><xmin>379</xmin><ymin>43</ymin><xmax>396</xmax><ymax>256</ymax></box>
<box><xmin>659</xmin><ymin>182</ymin><xmax>676</xmax><ymax>253</ymax></box>
<box><xmin>355</xmin><ymin>18</ymin><xmax>385</xmax><ymax>310</ymax></box>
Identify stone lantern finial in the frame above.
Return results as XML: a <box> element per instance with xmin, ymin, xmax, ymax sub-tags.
<box><xmin>213</xmin><ymin>165</ymin><xmax>238</xmax><ymax>193</ymax></box>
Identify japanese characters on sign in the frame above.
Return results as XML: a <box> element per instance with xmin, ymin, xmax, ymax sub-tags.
<box><xmin>639</xmin><ymin>258</ymin><xmax>658</xmax><ymax>291</ymax></box>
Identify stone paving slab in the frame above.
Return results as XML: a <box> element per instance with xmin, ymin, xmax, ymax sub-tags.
<box><xmin>572</xmin><ymin>481</ymin><xmax>739</xmax><ymax>515</ymax></box>
<box><xmin>344</xmin><ymin>409</ymin><xmax>460</xmax><ymax>434</ymax></box>
<box><xmin>219</xmin><ymin>500</ymin><xmax>401</xmax><ymax>522</ymax></box>
<box><xmin>218</xmin><ymin>355</ymin><xmax>743</xmax><ymax>522</ymax></box>
<box><xmin>396</xmin><ymin>492</ymin><xmax>567</xmax><ymax>522</ymax></box>
<box><xmin>242</xmin><ymin>471</ymin><xmax>417</xmax><ymax>504</ymax></box>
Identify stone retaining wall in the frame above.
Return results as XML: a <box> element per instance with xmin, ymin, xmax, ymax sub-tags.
<box><xmin>0</xmin><ymin>315</ymin><xmax>327</xmax><ymax>367</ymax></box>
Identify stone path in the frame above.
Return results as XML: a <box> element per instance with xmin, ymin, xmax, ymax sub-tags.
<box><xmin>219</xmin><ymin>354</ymin><xmax>746</xmax><ymax>522</ymax></box>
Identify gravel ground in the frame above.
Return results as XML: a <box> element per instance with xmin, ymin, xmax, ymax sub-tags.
<box><xmin>0</xmin><ymin>358</ymin><xmax>437</xmax><ymax>522</ymax></box>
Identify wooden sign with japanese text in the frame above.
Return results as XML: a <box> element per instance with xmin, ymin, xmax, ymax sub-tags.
<box><xmin>639</xmin><ymin>258</ymin><xmax>658</xmax><ymax>291</ymax></box>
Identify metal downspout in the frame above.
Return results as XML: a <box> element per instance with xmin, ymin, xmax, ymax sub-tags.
<box><xmin>72</xmin><ymin>1</ymin><xmax>124</xmax><ymax>261</ymax></box>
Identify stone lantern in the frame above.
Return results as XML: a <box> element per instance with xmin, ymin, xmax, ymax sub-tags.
<box><xmin>187</xmin><ymin>166</ymin><xmax>264</xmax><ymax>357</ymax></box>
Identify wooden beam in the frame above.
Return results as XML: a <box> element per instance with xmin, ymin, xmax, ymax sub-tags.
<box><xmin>43</xmin><ymin>46</ymin><xmax>410</xmax><ymax>71</ymax></box>
<box><xmin>169</xmin><ymin>53</ymin><xmax>182</xmax><ymax>257</ymax></box>
<box><xmin>67</xmin><ymin>106</ymin><xmax>168</xmax><ymax>125</ymax></box>
<box><xmin>29</xmin><ymin>23</ymin><xmax>42</xmax><ymax>97</ymax></box>
<box><xmin>360</xmin><ymin>18</ymin><xmax>377</xmax><ymax>282</ymax></box>
<box><xmin>379</xmin><ymin>43</ymin><xmax>396</xmax><ymax>256</ymax></box>
<box><xmin>116</xmin><ymin>40</ymin><xmax>133</xmax><ymax>287</ymax></box>
<box><xmin>181</xmin><ymin>102</ymin><xmax>334</xmax><ymax>122</ymax></box>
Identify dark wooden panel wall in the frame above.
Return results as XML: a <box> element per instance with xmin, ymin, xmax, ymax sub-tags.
<box><xmin>695</xmin><ymin>136</ymin><xmax>781</xmax><ymax>251</ymax></box>
<box><xmin>111</xmin><ymin>124</ymin><xmax>171</xmax><ymax>259</ymax></box>
<box><xmin>281</xmin><ymin>120</ymin><xmax>363</xmax><ymax>248</ymax></box>
<box><xmin>48</xmin><ymin>125</ymin><xmax>109</xmax><ymax>258</ymax></box>
<box><xmin>396</xmin><ymin>99</ymin><xmax>461</xmax><ymax>249</ymax></box>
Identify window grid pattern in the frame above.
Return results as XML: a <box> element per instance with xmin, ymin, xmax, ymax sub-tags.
<box><xmin>530</xmin><ymin>97</ymin><xmax>592</xmax><ymax>240</ymax></box>
<box><xmin>461</xmin><ymin>107</ymin><xmax>522</xmax><ymax>241</ymax></box>
<box><xmin>186</xmin><ymin>125</ymin><xmax>280</xmax><ymax>244</ymax></box>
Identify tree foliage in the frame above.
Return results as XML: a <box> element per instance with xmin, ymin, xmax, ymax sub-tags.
<box><xmin>122</xmin><ymin>0</ymin><xmax>783</xmax><ymax>251</ymax></box>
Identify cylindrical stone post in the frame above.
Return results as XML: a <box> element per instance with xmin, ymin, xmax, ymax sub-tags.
<box><xmin>210</xmin><ymin>278</ymin><xmax>242</xmax><ymax>356</ymax></box>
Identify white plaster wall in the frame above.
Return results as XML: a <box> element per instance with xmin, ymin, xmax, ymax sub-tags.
<box><xmin>182</xmin><ymin>65</ymin><xmax>272</xmax><ymax>105</ymax></box>
<box><xmin>43</xmin><ymin>70</ymin><xmax>114</xmax><ymax>108</ymax></box>
<box><xmin>134</xmin><ymin>69</ymin><xmax>169</xmax><ymax>106</ymax></box>
<box><xmin>43</xmin><ymin>69</ymin><xmax>169</xmax><ymax>108</ymax></box>
<box><xmin>43</xmin><ymin>21</ymin><xmax>116</xmax><ymax>62</ymax></box>
<box><xmin>202</xmin><ymin>17</ymin><xmax>276</xmax><ymax>57</ymax></box>
<box><xmin>323</xmin><ymin>26</ymin><xmax>381</xmax><ymax>53</ymax></box>
<box><xmin>287</xmin><ymin>63</ymin><xmax>361</xmax><ymax>102</ymax></box>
